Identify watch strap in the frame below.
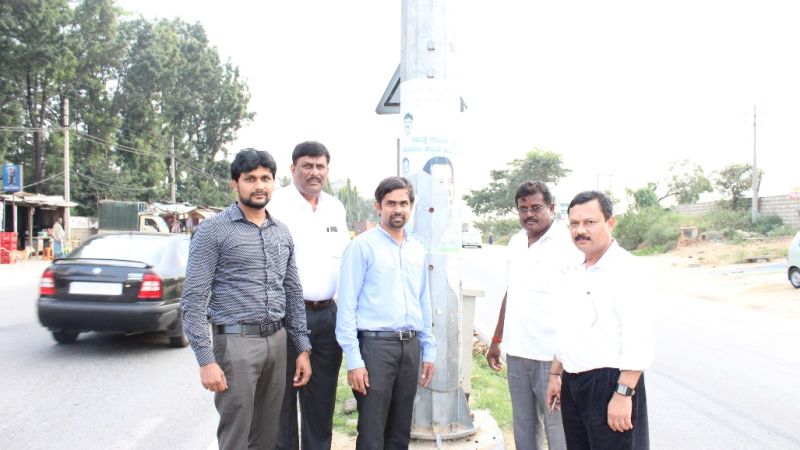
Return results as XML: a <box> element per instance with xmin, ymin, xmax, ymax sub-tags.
<box><xmin>615</xmin><ymin>383</ymin><xmax>635</xmax><ymax>396</ymax></box>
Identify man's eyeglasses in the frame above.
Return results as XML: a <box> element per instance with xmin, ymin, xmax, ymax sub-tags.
<box><xmin>517</xmin><ymin>204</ymin><xmax>548</xmax><ymax>215</ymax></box>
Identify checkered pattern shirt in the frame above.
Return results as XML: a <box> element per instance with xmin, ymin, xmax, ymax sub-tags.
<box><xmin>181</xmin><ymin>202</ymin><xmax>311</xmax><ymax>366</ymax></box>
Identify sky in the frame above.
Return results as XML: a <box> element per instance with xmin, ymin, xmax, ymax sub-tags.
<box><xmin>118</xmin><ymin>0</ymin><xmax>800</xmax><ymax>214</ymax></box>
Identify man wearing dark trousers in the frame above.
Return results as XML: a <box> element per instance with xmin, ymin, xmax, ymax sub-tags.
<box><xmin>181</xmin><ymin>149</ymin><xmax>312</xmax><ymax>450</ymax></box>
<box><xmin>271</xmin><ymin>141</ymin><xmax>350</xmax><ymax>450</ymax></box>
<box><xmin>546</xmin><ymin>191</ymin><xmax>654</xmax><ymax>450</ymax></box>
<box><xmin>336</xmin><ymin>176</ymin><xmax>437</xmax><ymax>450</ymax></box>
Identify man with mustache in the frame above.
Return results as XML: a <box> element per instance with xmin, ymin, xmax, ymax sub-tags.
<box><xmin>181</xmin><ymin>149</ymin><xmax>311</xmax><ymax>450</ymax></box>
<box><xmin>546</xmin><ymin>191</ymin><xmax>654</xmax><ymax>450</ymax></box>
<box><xmin>486</xmin><ymin>181</ymin><xmax>582</xmax><ymax>450</ymax></box>
<box><xmin>270</xmin><ymin>141</ymin><xmax>350</xmax><ymax>450</ymax></box>
<box><xmin>336</xmin><ymin>176</ymin><xmax>436</xmax><ymax>449</ymax></box>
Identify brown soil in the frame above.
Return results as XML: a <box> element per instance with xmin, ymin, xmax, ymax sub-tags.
<box><xmin>643</xmin><ymin>235</ymin><xmax>800</xmax><ymax>319</ymax></box>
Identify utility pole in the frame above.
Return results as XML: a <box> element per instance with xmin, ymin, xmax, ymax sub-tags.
<box><xmin>751</xmin><ymin>105</ymin><xmax>758</xmax><ymax>222</ymax></box>
<box><xmin>169</xmin><ymin>139</ymin><xmax>176</xmax><ymax>203</ymax></box>
<box><xmin>63</xmin><ymin>98</ymin><xmax>70</xmax><ymax>241</ymax></box>
<box><xmin>400</xmin><ymin>0</ymin><xmax>476</xmax><ymax>443</ymax></box>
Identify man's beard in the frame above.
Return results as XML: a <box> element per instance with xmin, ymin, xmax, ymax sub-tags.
<box><xmin>239</xmin><ymin>192</ymin><xmax>269</xmax><ymax>209</ymax></box>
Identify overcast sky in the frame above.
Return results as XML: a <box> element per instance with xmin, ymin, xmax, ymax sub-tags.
<box><xmin>118</xmin><ymin>0</ymin><xmax>800</xmax><ymax>211</ymax></box>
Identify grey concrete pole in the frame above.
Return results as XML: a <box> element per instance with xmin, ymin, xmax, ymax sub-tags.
<box><xmin>402</xmin><ymin>0</ymin><xmax>476</xmax><ymax>442</ymax></box>
<box><xmin>63</xmin><ymin>98</ymin><xmax>70</xmax><ymax>242</ymax></box>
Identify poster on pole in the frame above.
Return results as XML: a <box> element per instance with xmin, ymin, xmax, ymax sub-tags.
<box><xmin>400</xmin><ymin>79</ymin><xmax>461</xmax><ymax>252</ymax></box>
<box><xmin>2</xmin><ymin>163</ymin><xmax>22</xmax><ymax>193</ymax></box>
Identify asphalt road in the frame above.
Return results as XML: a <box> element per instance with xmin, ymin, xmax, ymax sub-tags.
<box><xmin>1</xmin><ymin>261</ymin><xmax>217</xmax><ymax>450</ymax></box>
<box><xmin>461</xmin><ymin>245</ymin><xmax>800</xmax><ymax>450</ymax></box>
<box><xmin>3</xmin><ymin>249</ymin><xmax>799</xmax><ymax>449</ymax></box>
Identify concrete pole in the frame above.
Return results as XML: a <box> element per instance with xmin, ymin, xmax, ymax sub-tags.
<box><xmin>170</xmin><ymin>140</ymin><xmax>176</xmax><ymax>203</ymax></box>
<box><xmin>402</xmin><ymin>0</ymin><xmax>476</xmax><ymax>442</ymax></box>
<box><xmin>63</xmin><ymin>98</ymin><xmax>70</xmax><ymax>242</ymax></box>
<box><xmin>751</xmin><ymin>105</ymin><xmax>758</xmax><ymax>223</ymax></box>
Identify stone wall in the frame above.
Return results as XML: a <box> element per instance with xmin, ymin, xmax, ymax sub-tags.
<box><xmin>671</xmin><ymin>195</ymin><xmax>800</xmax><ymax>229</ymax></box>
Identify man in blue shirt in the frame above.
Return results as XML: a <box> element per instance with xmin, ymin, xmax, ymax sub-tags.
<box><xmin>336</xmin><ymin>176</ymin><xmax>436</xmax><ymax>449</ymax></box>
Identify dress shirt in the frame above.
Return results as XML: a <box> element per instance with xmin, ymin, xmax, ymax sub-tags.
<box><xmin>554</xmin><ymin>241</ymin><xmax>655</xmax><ymax>374</ymax></box>
<box><xmin>504</xmin><ymin>224</ymin><xmax>584</xmax><ymax>361</ymax></box>
<box><xmin>336</xmin><ymin>226</ymin><xmax>436</xmax><ymax>370</ymax></box>
<box><xmin>181</xmin><ymin>202</ymin><xmax>311</xmax><ymax>366</ymax></box>
<box><xmin>268</xmin><ymin>186</ymin><xmax>350</xmax><ymax>300</ymax></box>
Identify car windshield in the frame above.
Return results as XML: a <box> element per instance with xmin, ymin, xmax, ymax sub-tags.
<box><xmin>68</xmin><ymin>235</ymin><xmax>170</xmax><ymax>266</ymax></box>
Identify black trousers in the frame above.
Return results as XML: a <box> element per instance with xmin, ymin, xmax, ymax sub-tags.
<box><xmin>276</xmin><ymin>303</ymin><xmax>343</xmax><ymax>450</ymax></box>
<box><xmin>354</xmin><ymin>335</ymin><xmax>421</xmax><ymax>450</ymax></box>
<box><xmin>561</xmin><ymin>368</ymin><xmax>649</xmax><ymax>450</ymax></box>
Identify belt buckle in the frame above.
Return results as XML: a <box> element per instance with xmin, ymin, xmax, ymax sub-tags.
<box><xmin>399</xmin><ymin>330</ymin><xmax>412</xmax><ymax>341</ymax></box>
<box><xmin>259</xmin><ymin>323</ymin><xmax>270</xmax><ymax>336</ymax></box>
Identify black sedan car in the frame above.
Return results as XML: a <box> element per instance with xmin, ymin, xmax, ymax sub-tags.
<box><xmin>37</xmin><ymin>232</ymin><xmax>191</xmax><ymax>347</ymax></box>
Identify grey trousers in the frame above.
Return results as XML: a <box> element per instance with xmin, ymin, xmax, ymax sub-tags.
<box><xmin>507</xmin><ymin>355</ymin><xmax>567</xmax><ymax>450</ymax></box>
<box><xmin>214</xmin><ymin>328</ymin><xmax>287</xmax><ymax>450</ymax></box>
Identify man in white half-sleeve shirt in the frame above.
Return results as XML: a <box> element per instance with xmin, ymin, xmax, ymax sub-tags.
<box><xmin>547</xmin><ymin>190</ymin><xmax>654</xmax><ymax>450</ymax></box>
<box><xmin>271</xmin><ymin>141</ymin><xmax>350</xmax><ymax>450</ymax></box>
<box><xmin>486</xmin><ymin>181</ymin><xmax>582</xmax><ymax>450</ymax></box>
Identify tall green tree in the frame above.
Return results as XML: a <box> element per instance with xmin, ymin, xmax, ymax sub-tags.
<box><xmin>464</xmin><ymin>149</ymin><xmax>570</xmax><ymax>217</ymax></box>
<box><xmin>714</xmin><ymin>163</ymin><xmax>761</xmax><ymax>210</ymax></box>
<box><xmin>0</xmin><ymin>0</ymin><xmax>75</xmax><ymax>192</ymax></box>
<box><xmin>626</xmin><ymin>182</ymin><xmax>660</xmax><ymax>212</ymax></box>
<box><xmin>660</xmin><ymin>160</ymin><xmax>712</xmax><ymax>204</ymax></box>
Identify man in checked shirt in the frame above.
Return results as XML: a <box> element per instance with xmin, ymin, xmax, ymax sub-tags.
<box><xmin>181</xmin><ymin>149</ymin><xmax>312</xmax><ymax>450</ymax></box>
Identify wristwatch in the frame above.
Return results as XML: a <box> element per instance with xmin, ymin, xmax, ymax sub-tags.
<box><xmin>615</xmin><ymin>383</ymin><xmax>635</xmax><ymax>396</ymax></box>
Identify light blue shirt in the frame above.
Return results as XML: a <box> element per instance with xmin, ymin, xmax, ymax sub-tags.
<box><xmin>336</xmin><ymin>225</ymin><xmax>436</xmax><ymax>370</ymax></box>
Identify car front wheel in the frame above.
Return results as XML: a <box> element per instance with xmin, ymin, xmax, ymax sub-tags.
<box><xmin>790</xmin><ymin>267</ymin><xmax>800</xmax><ymax>289</ymax></box>
<box><xmin>52</xmin><ymin>331</ymin><xmax>79</xmax><ymax>344</ymax></box>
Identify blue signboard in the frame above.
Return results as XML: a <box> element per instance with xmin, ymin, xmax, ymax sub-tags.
<box><xmin>2</xmin><ymin>163</ymin><xmax>22</xmax><ymax>193</ymax></box>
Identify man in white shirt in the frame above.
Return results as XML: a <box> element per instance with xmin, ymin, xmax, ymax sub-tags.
<box><xmin>546</xmin><ymin>191</ymin><xmax>654</xmax><ymax>450</ymax></box>
<box><xmin>486</xmin><ymin>181</ymin><xmax>582</xmax><ymax>450</ymax></box>
<box><xmin>271</xmin><ymin>141</ymin><xmax>351</xmax><ymax>450</ymax></box>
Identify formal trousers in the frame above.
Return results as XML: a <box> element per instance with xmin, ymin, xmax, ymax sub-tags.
<box><xmin>507</xmin><ymin>356</ymin><xmax>567</xmax><ymax>450</ymax></box>
<box><xmin>213</xmin><ymin>328</ymin><xmax>287</xmax><ymax>450</ymax></box>
<box><xmin>354</xmin><ymin>335</ymin><xmax>421</xmax><ymax>450</ymax></box>
<box><xmin>560</xmin><ymin>368</ymin><xmax>649</xmax><ymax>450</ymax></box>
<box><xmin>276</xmin><ymin>303</ymin><xmax>342</xmax><ymax>450</ymax></box>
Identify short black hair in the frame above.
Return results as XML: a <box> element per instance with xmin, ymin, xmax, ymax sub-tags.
<box><xmin>568</xmin><ymin>190</ymin><xmax>614</xmax><ymax>220</ymax></box>
<box><xmin>404</xmin><ymin>112</ymin><xmax>413</xmax><ymax>121</ymax></box>
<box><xmin>230</xmin><ymin>148</ymin><xmax>277</xmax><ymax>180</ymax></box>
<box><xmin>422</xmin><ymin>155</ymin><xmax>453</xmax><ymax>175</ymax></box>
<box><xmin>375</xmin><ymin>176</ymin><xmax>415</xmax><ymax>204</ymax></box>
<box><xmin>514</xmin><ymin>181</ymin><xmax>553</xmax><ymax>206</ymax></box>
<box><xmin>291</xmin><ymin>141</ymin><xmax>330</xmax><ymax>164</ymax></box>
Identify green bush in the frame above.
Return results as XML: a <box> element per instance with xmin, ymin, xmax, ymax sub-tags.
<box><xmin>752</xmin><ymin>214</ymin><xmax>783</xmax><ymax>235</ymax></box>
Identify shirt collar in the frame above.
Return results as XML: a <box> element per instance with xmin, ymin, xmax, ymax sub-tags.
<box><xmin>224</xmin><ymin>201</ymin><xmax>273</xmax><ymax>225</ymax></box>
<box><xmin>586</xmin><ymin>239</ymin><xmax>621</xmax><ymax>270</ymax></box>
<box><xmin>376</xmin><ymin>223</ymin><xmax>407</xmax><ymax>244</ymax></box>
<box><xmin>287</xmin><ymin>184</ymin><xmax>325</xmax><ymax>210</ymax></box>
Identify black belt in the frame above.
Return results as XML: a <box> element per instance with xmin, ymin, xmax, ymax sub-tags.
<box><xmin>304</xmin><ymin>299</ymin><xmax>333</xmax><ymax>311</ymax></box>
<box><xmin>213</xmin><ymin>321</ymin><xmax>283</xmax><ymax>337</ymax></box>
<box><xmin>358</xmin><ymin>330</ymin><xmax>417</xmax><ymax>341</ymax></box>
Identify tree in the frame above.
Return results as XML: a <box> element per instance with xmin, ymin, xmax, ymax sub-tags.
<box><xmin>464</xmin><ymin>149</ymin><xmax>570</xmax><ymax>217</ymax></box>
<box><xmin>714</xmin><ymin>163</ymin><xmax>762</xmax><ymax>210</ymax></box>
<box><xmin>660</xmin><ymin>160</ymin><xmax>712</xmax><ymax>204</ymax></box>
<box><xmin>626</xmin><ymin>182</ymin><xmax>660</xmax><ymax>212</ymax></box>
<box><xmin>0</xmin><ymin>0</ymin><xmax>76</xmax><ymax>192</ymax></box>
<box><xmin>0</xmin><ymin>1</ymin><xmax>252</xmax><ymax>212</ymax></box>
<box><xmin>336</xmin><ymin>178</ymin><xmax>377</xmax><ymax>230</ymax></box>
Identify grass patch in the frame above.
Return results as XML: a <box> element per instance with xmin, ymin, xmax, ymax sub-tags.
<box><xmin>332</xmin><ymin>345</ymin><xmax>514</xmax><ymax>435</ymax></box>
<box><xmin>468</xmin><ymin>346</ymin><xmax>513</xmax><ymax>429</ymax></box>
<box><xmin>333</xmin><ymin>363</ymin><xmax>358</xmax><ymax>436</ymax></box>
